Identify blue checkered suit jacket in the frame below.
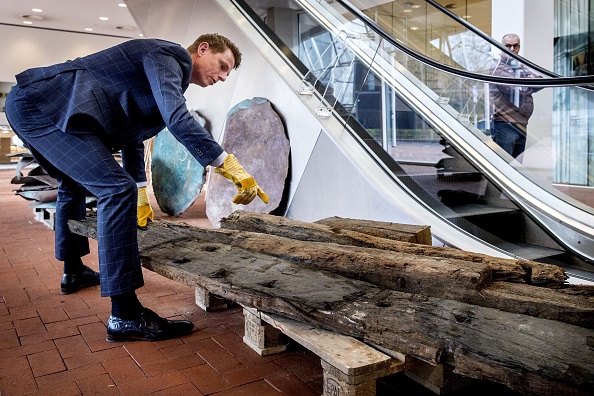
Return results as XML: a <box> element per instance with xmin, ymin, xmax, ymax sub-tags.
<box><xmin>14</xmin><ymin>38</ymin><xmax>224</xmax><ymax>166</ymax></box>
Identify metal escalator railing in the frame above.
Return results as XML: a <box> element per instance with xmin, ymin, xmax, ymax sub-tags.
<box><xmin>337</xmin><ymin>0</ymin><xmax>594</xmax><ymax>87</ymax></box>
<box><xmin>232</xmin><ymin>0</ymin><xmax>594</xmax><ymax>276</ymax></box>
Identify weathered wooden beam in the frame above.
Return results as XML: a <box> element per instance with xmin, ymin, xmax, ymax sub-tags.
<box><xmin>220</xmin><ymin>211</ymin><xmax>567</xmax><ymax>287</ymax></box>
<box><xmin>229</xmin><ymin>231</ymin><xmax>493</xmax><ymax>298</ymax></box>
<box><xmin>315</xmin><ymin>216</ymin><xmax>432</xmax><ymax>245</ymax></box>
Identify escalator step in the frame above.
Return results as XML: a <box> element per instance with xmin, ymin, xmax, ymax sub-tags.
<box><xmin>497</xmin><ymin>242</ymin><xmax>565</xmax><ymax>261</ymax></box>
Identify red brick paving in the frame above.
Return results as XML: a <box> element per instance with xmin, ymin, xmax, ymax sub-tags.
<box><xmin>0</xmin><ymin>168</ymin><xmax>323</xmax><ymax>395</ymax></box>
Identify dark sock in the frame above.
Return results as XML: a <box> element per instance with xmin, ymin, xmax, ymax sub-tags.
<box><xmin>63</xmin><ymin>257</ymin><xmax>84</xmax><ymax>275</ymax></box>
<box><xmin>111</xmin><ymin>291</ymin><xmax>143</xmax><ymax>320</ymax></box>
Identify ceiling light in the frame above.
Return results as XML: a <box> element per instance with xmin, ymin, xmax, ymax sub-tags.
<box><xmin>139</xmin><ymin>34</ymin><xmax>144</xmax><ymax>37</ymax></box>
<box><xmin>402</xmin><ymin>2</ymin><xmax>415</xmax><ymax>13</ymax></box>
<box><xmin>99</xmin><ymin>16</ymin><xmax>109</xmax><ymax>21</ymax></box>
<box><xmin>463</xmin><ymin>15</ymin><xmax>471</xmax><ymax>19</ymax></box>
<box><xmin>85</xmin><ymin>28</ymin><xmax>94</xmax><ymax>31</ymax></box>
<box><xmin>412</xmin><ymin>4</ymin><xmax>421</xmax><ymax>8</ymax></box>
<box><xmin>410</xmin><ymin>26</ymin><xmax>419</xmax><ymax>30</ymax></box>
<box><xmin>23</xmin><ymin>21</ymin><xmax>33</xmax><ymax>25</ymax></box>
<box><xmin>118</xmin><ymin>3</ymin><xmax>127</xmax><ymax>7</ymax></box>
<box><xmin>32</xmin><ymin>8</ymin><xmax>43</xmax><ymax>13</ymax></box>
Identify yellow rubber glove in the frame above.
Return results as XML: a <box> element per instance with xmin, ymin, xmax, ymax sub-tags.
<box><xmin>214</xmin><ymin>154</ymin><xmax>270</xmax><ymax>205</ymax></box>
<box><xmin>137</xmin><ymin>186</ymin><xmax>154</xmax><ymax>228</ymax></box>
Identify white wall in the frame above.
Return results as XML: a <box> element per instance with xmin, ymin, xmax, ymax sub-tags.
<box><xmin>0</xmin><ymin>25</ymin><xmax>130</xmax><ymax>83</ymax></box>
<box><xmin>491</xmin><ymin>0</ymin><xmax>526</xmax><ymax>56</ymax></box>
<box><xmin>0</xmin><ymin>25</ymin><xmax>130</xmax><ymax>127</ymax></box>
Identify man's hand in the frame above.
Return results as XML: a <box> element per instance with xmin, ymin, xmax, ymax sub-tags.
<box><xmin>215</xmin><ymin>154</ymin><xmax>269</xmax><ymax>205</ymax></box>
<box><xmin>137</xmin><ymin>186</ymin><xmax>154</xmax><ymax>228</ymax></box>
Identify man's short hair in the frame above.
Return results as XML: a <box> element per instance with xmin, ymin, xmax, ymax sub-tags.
<box><xmin>502</xmin><ymin>33</ymin><xmax>520</xmax><ymax>42</ymax></box>
<box><xmin>187</xmin><ymin>33</ymin><xmax>242</xmax><ymax>69</ymax></box>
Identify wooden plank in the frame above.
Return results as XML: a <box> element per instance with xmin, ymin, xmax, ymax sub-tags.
<box><xmin>136</xmin><ymin>240</ymin><xmax>593</xmax><ymax>395</ymax></box>
<box><xmin>315</xmin><ymin>216</ymin><xmax>432</xmax><ymax>245</ymax></box>
<box><xmin>220</xmin><ymin>211</ymin><xmax>567</xmax><ymax>287</ymax></box>
<box><xmin>250</xmin><ymin>308</ymin><xmax>401</xmax><ymax>377</ymax></box>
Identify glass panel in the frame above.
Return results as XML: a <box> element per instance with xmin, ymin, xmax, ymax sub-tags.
<box><xmin>347</xmin><ymin>0</ymin><xmax>496</xmax><ymax>73</ymax></box>
<box><xmin>553</xmin><ymin>0</ymin><xmax>594</xmax><ymax>196</ymax></box>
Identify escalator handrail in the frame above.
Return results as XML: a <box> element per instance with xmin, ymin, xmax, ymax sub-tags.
<box><xmin>335</xmin><ymin>0</ymin><xmax>594</xmax><ymax>87</ymax></box>
<box><xmin>423</xmin><ymin>0</ymin><xmax>559</xmax><ymax>79</ymax></box>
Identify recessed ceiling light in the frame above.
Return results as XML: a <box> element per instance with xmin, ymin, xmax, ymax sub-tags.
<box><xmin>23</xmin><ymin>21</ymin><xmax>33</xmax><ymax>25</ymax></box>
<box><xmin>463</xmin><ymin>15</ymin><xmax>472</xmax><ymax>19</ymax></box>
<box><xmin>99</xmin><ymin>16</ymin><xmax>109</xmax><ymax>21</ymax></box>
<box><xmin>139</xmin><ymin>34</ymin><xmax>144</xmax><ymax>37</ymax></box>
<box><xmin>118</xmin><ymin>3</ymin><xmax>127</xmax><ymax>7</ymax></box>
<box><xmin>412</xmin><ymin>4</ymin><xmax>421</xmax><ymax>8</ymax></box>
<box><xmin>85</xmin><ymin>28</ymin><xmax>94</xmax><ymax>31</ymax></box>
<box><xmin>32</xmin><ymin>8</ymin><xmax>43</xmax><ymax>13</ymax></box>
<box><xmin>403</xmin><ymin>9</ymin><xmax>412</xmax><ymax>13</ymax></box>
<box><xmin>410</xmin><ymin>26</ymin><xmax>419</xmax><ymax>30</ymax></box>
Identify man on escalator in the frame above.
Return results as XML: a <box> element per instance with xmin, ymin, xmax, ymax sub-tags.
<box><xmin>490</xmin><ymin>33</ymin><xmax>543</xmax><ymax>161</ymax></box>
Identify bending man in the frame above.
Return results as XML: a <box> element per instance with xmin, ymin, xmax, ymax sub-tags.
<box><xmin>5</xmin><ymin>33</ymin><xmax>268</xmax><ymax>342</ymax></box>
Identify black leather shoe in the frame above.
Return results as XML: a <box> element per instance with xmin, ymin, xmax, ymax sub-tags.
<box><xmin>60</xmin><ymin>265</ymin><xmax>100</xmax><ymax>295</ymax></box>
<box><xmin>106</xmin><ymin>308</ymin><xmax>194</xmax><ymax>342</ymax></box>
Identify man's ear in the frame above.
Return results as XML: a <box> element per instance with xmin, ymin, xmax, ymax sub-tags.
<box><xmin>197</xmin><ymin>42</ymin><xmax>209</xmax><ymax>56</ymax></box>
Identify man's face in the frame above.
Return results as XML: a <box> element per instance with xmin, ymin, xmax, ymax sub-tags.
<box><xmin>502</xmin><ymin>35</ymin><xmax>521</xmax><ymax>55</ymax></box>
<box><xmin>190</xmin><ymin>42</ymin><xmax>235</xmax><ymax>87</ymax></box>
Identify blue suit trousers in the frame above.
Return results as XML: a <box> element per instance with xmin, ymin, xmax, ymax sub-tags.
<box><xmin>6</xmin><ymin>86</ymin><xmax>144</xmax><ymax>297</ymax></box>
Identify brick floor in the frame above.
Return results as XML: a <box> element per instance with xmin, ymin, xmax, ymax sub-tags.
<box><xmin>0</xmin><ymin>168</ymin><xmax>324</xmax><ymax>395</ymax></box>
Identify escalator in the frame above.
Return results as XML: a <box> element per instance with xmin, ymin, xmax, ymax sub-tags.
<box><xmin>224</xmin><ymin>0</ymin><xmax>594</xmax><ymax>282</ymax></box>
<box><xmin>126</xmin><ymin>0</ymin><xmax>594</xmax><ymax>283</ymax></box>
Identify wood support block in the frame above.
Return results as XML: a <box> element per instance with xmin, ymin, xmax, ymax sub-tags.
<box><xmin>242</xmin><ymin>307</ymin><xmax>287</xmax><ymax>356</ymax></box>
<box><xmin>33</xmin><ymin>207</ymin><xmax>55</xmax><ymax>230</ymax></box>
<box><xmin>195</xmin><ymin>285</ymin><xmax>229</xmax><ymax>311</ymax></box>
<box><xmin>242</xmin><ymin>306</ymin><xmax>405</xmax><ymax>396</ymax></box>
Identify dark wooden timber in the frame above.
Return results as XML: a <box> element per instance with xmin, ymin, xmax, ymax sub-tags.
<box><xmin>315</xmin><ymin>215</ymin><xmax>432</xmax><ymax>245</ymax></box>
<box><xmin>220</xmin><ymin>211</ymin><xmax>568</xmax><ymax>287</ymax></box>
<box><xmin>68</xmin><ymin>216</ymin><xmax>594</xmax><ymax>395</ymax></box>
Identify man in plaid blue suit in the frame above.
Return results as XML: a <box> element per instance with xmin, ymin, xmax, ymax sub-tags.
<box><xmin>6</xmin><ymin>33</ymin><xmax>268</xmax><ymax>342</ymax></box>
